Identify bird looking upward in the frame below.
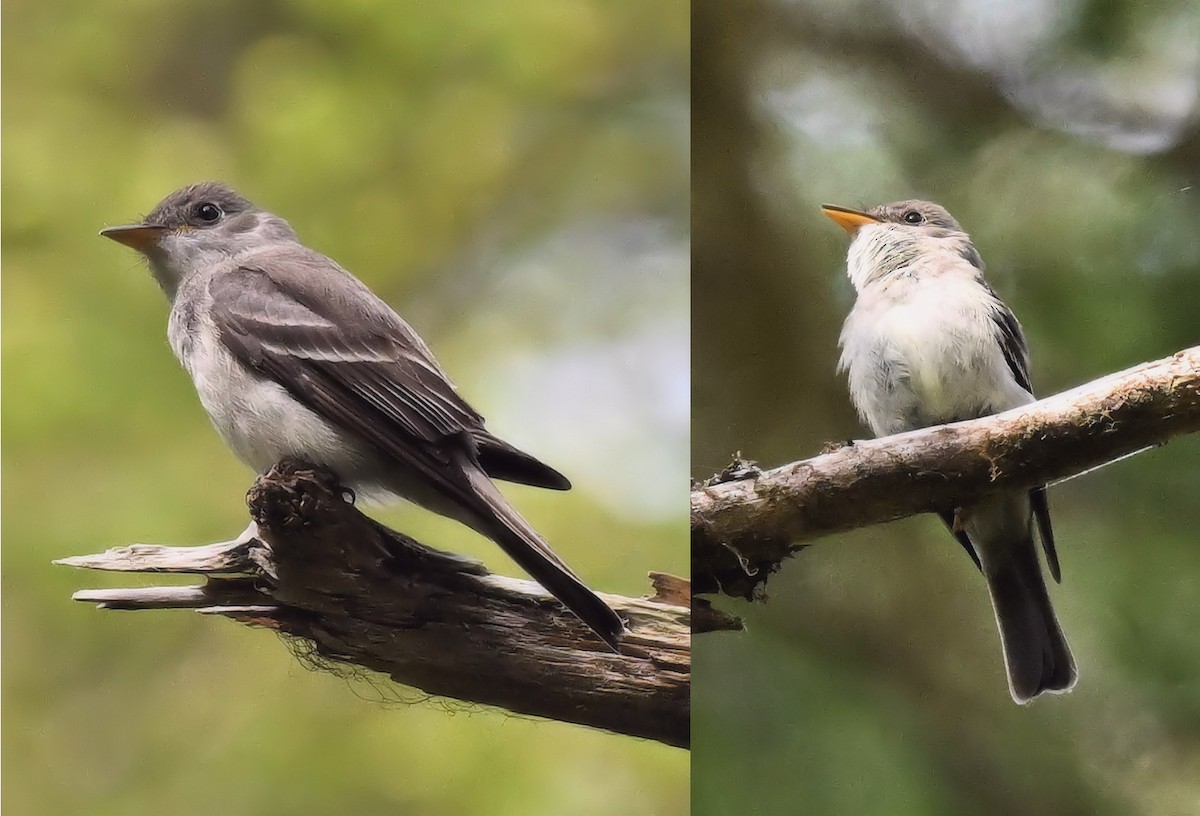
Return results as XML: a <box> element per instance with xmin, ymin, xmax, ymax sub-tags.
<box><xmin>824</xmin><ymin>199</ymin><xmax>1076</xmax><ymax>703</ymax></box>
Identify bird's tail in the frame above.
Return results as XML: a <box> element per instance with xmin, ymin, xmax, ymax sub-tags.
<box><xmin>982</xmin><ymin>533</ymin><xmax>1077</xmax><ymax>704</ymax></box>
<box><xmin>461</xmin><ymin>461</ymin><xmax>625</xmax><ymax>650</ymax></box>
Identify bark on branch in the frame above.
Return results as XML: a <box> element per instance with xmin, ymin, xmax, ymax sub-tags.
<box><xmin>692</xmin><ymin>346</ymin><xmax>1200</xmax><ymax>606</ymax></box>
<box><xmin>58</xmin><ymin>461</ymin><xmax>690</xmax><ymax>748</ymax></box>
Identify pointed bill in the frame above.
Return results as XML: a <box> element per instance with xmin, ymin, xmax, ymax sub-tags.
<box><xmin>100</xmin><ymin>224</ymin><xmax>168</xmax><ymax>253</ymax></box>
<box><xmin>821</xmin><ymin>204</ymin><xmax>880</xmax><ymax>235</ymax></box>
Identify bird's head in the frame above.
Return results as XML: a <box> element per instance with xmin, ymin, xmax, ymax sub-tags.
<box><xmin>821</xmin><ymin>199</ymin><xmax>976</xmax><ymax>290</ymax></box>
<box><xmin>101</xmin><ymin>182</ymin><xmax>297</xmax><ymax>297</ymax></box>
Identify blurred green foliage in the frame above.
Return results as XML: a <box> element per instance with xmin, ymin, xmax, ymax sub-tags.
<box><xmin>693</xmin><ymin>1</ymin><xmax>1199</xmax><ymax>815</ymax></box>
<box><xmin>2</xmin><ymin>2</ymin><xmax>688</xmax><ymax>814</ymax></box>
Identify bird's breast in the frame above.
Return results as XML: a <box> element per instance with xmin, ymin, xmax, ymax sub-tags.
<box><xmin>168</xmin><ymin>300</ymin><xmax>368</xmax><ymax>476</ymax></box>
<box><xmin>840</xmin><ymin>276</ymin><xmax>1023</xmax><ymax>434</ymax></box>
<box><xmin>876</xmin><ymin>301</ymin><xmax>975</xmax><ymax>413</ymax></box>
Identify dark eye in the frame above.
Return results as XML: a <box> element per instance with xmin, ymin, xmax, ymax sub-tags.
<box><xmin>902</xmin><ymin>210</ymin><xmax>924</xmax><ymax>224</ymax></box>
<box><xmin>195</xmin><ymin>202</ymin><xmax>222</xmax><ymax>223</ymax></box>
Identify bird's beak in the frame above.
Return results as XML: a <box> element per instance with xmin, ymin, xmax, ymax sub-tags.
<box><xmin>99</xmin><ymin>224</ymin><xmax>167</xmax><ymax>253</ymax></box>
<box><xmin>821</xmin><ymin>204</ymin><xmax>880</xmax><ymax>236</ymax></box>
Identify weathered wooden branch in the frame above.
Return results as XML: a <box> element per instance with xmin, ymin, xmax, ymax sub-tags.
<box><xmin>692</xmin><ymin>346</ymin><xmax>1200</xmax><ymax>607</ymax></box>
<box><xmin>58</xmin><ymin>461</ymin><xmax>690</xmax><ymax>748</ymax></box>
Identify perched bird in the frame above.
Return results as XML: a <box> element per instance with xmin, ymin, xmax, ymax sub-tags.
<box><xmin>101</xmin><ymin>181</ymin><xmax>624</xmax><ymax>649</ymax></box>
<box><xmin>823</xmin><ymin>199</ymin><xmax>1076</xmax><ymax>703</ymax></box>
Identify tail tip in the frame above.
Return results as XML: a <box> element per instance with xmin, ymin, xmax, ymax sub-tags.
<box><xmin>594</xmin><ymin>613</ymin><xmax>626</xmax><ymax>653</ymax></box>
<box><xmin>1008</xmin><ymin>664</ymin><xmax>1078</xmax><ymax>704</ymax></box>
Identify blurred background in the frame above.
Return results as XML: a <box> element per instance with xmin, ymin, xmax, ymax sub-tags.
<box><xmin>2</xmin><ymin>2</ymin><xmax>688</xmax><ymax>814</ymax></box>
<box><xmin>693</xmin><ymin>1</ymin><xmax>1198</xmax><ymax>815</ymax></box>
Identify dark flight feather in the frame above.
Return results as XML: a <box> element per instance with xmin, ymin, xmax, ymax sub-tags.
<box><xmin>986</xmin><ymin>286</ymin><xmax>1060</xmax><ymax>581</ymax></box>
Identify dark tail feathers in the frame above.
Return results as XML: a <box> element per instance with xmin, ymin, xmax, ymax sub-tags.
<box><xmin>493</xmin><ymin>524</ymin><xmax>625</xmax><ymax>651</ymax></box>
<box><xmin>463</xmin><ymin>462</ymin><xmax>623</xmax><ymax>650</ymax></box>
<box><xmin>984</xmin><ymin>536</ymin><xmax>1077</xmax><ymax>703</ymax></box>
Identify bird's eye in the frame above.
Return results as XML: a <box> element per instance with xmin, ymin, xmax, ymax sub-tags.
<box><xmin>902</xmin><ymin>210</ymin><xmax>924</xmax><ymax>224</ymax></box>
<box><xmin>195</xmin><ymin>202</ymin><xmax>222</xmax><ymax>223</ymax></box>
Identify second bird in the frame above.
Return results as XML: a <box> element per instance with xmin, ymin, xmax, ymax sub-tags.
<box><xmin>101</xmin><ymin>182</ymin><xmax>624</xmax><ymax>649</ymax></box>
<box><xmin>823</xmin><ymin>199</ymin><xmax>1076</xmax><ymax>703</ymax></box>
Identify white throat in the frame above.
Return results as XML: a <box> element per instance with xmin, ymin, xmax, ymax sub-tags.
<box><xmin>845</xmin><ymin>224</ymin><xmax>922</xmax><ymax>291</ymax></box>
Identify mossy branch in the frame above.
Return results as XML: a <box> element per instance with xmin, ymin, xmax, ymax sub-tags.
<box><xmin>692</xmin><ymin>346</ymin><xmax>1200</xmax><ymax>610</ymax></box>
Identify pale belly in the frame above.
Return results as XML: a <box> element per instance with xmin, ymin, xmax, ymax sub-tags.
<box><xmin>880</xmin><ymin>305</ymin><xmax>1000</xmax><ymax>419</ymax></box>
<box><xmin>170</xmin><ymin>306</ymin><xmax>367</xmax><ymax>476</ymax></box>
<box><xmin>840</xmin><ymin>281</ymin><xmax>1032</xmax><ymax>436</ymax></box>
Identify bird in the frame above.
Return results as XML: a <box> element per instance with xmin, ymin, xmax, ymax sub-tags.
<box><xmin>100</xmin><ymin>181</ymin><xmax>624</xmax><ymax>650</ymax></box>
<box><xmin>823</xmin><ymin>198</ymin><xmax>1076</xmax><ymax>703</ymax></box>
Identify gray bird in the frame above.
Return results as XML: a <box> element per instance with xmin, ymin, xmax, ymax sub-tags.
<box><xmin>823</xmin><ymin>199</ymin><xmax>1076</xmax><ymax>703</ymax></box>
<box><xmin>101</xmin><ymin>181</ymin><xmax>624</xmax><ymax>649</ymax></box>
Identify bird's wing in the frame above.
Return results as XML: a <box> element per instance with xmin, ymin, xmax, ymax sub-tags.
<box><xmin>208</xmin><ymin>249</ymin><xmax>497</xmax><ymax>511</ymax></box>
<box><xmin>986</xmin><ymin>285</ymin><xmax>1033</xmax><ymax>394</ymax></box>
<box><xmin>472</xmin><ymin>429</ymin><xmax>571</xmax><ymax>490</ymax></box>
<box><xmin>210</xmin><ymin>250</ymin><xmax>570</xmax><ymax>490</ymax></box>
<box><xmin>986</xmin><ymin>285</ymin><xmax>1060</xmax><ymax>578</ymax></box>
<box><xmin>937</xmin><ymin>509</ymin><xmax>982</xmax><ymax>572</ymax></box>
<box><xmin>1030</xmin><ymin>485</ymin><xmax>1061</xmax><ymax>583</ymax></box>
